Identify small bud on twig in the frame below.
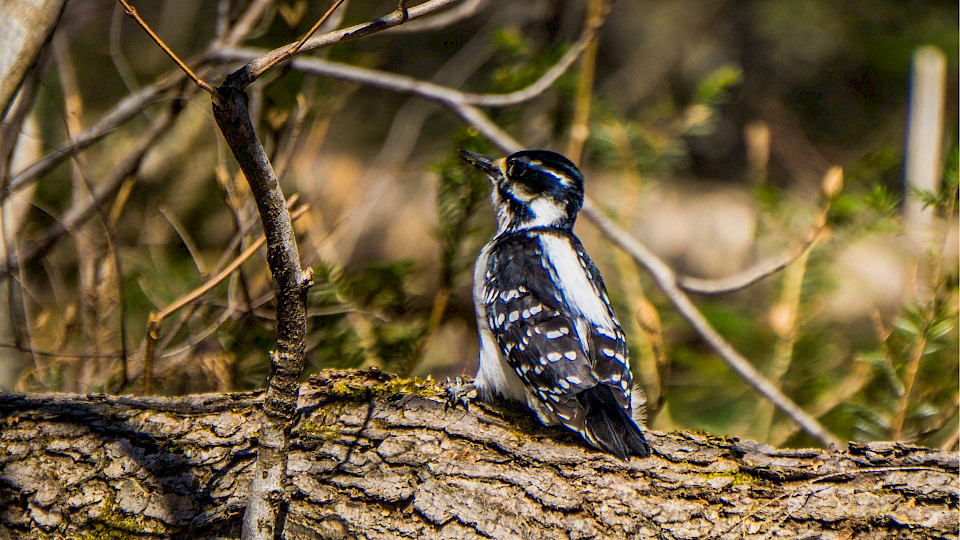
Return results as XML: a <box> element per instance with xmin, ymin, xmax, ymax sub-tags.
<box><xmin>821</xmin><ymin>165</ymin><xmax>844</xmax><ymax>199</ymax></box>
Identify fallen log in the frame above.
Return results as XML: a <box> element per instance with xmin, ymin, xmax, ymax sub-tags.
<box><xmin>0</xmin><ymin>369</ymin><xmax>956</xmax><ymax>539</ymax></box>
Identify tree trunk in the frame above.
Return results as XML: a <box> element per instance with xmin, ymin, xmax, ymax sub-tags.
<box><xmin>0</xmin><ymin>369</ymin><xmax>956</xmax><ymax>539</ymax></box>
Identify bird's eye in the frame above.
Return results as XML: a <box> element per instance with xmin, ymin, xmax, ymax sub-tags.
<box><xmin>507</xmin><ymin>160</ymin><xmax>527</xmax><ymax>178</ymax></box>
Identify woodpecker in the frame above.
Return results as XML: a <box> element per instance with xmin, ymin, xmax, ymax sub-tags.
<box><xmin>450</xmin><ymin>148</ymin><xmax>650</xmax><ymax>459</ymax></box>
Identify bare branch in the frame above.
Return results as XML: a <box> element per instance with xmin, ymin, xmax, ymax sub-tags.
<box><xmin>251</xmin><ymin>0</ymin><xmax>348</xmax><ymax>80</ymax></box>
<box><xmin>117</xmin><ymin>0</ymin><xmax>214</xmax><ymax>93</ymax></box>
<box><xmin>210</xmin><ymin>81</ymin><xmax>313</xmax><ymax>539</ymax></box>
<box><xmin>10</xmin><ymin>237</ymin><xmax>44</xmax><ymax>390</ymax></box>
<box><xmin>226</xmin><ymin>0</ymin><xmax>461</xmax><ymax>89</ymax></box>
<box><xmin>2</xmin><ymin>105</ymin><xmax>179</xmax><ymax>277</ymax></box>
<box><xmin>677</xmin><ymin>233</ymin><xmax>822</xmax><ymax>295</ymax></box>
<box><xmin>110</xmin><ymin>3</ymin><xmax>142</xmax><ymax>97</ymax></box>
<box><xmin>219</xmin><ymin>0</ymin><xmax>276</xmax><ymax>48</ymax></box>
<box><xmin>218</xmin><ymin>8</ymin><xmax>601</xmax><ymax>109</ymax></box>
<box><xmin>580</xmin><ymin>200</ymin><xmax>843</xmax><ymax>449</ymax></box>
<box><xmin>677</xmin><ymin>166</ymin><xmax>840</xmax><ymax>296</ymax></box>
<box><xmin>384</xmin><ymin>0</ymin><xmax>487</xmax><ymax>34</ymax></box>
<box><xmin>565</xmin><ymin>0</ymin><xmax>606</xmax><ymax>163</ymax></box>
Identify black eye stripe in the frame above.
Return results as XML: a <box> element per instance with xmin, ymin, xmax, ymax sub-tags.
<box><xmin>505</xmin><ymin>151</ymin><xmax>584</xmax><ymax>196</ymax></box>
<box><xmin>508</xmin><ymin>160</ymin><xmax>527</xmax><ymax>177</ymax></box>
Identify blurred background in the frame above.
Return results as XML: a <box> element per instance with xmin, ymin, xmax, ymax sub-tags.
<box><xmin>0</xmin><ymin>0</ymin><xmax>956</xmax><ymax>450</ymax></box>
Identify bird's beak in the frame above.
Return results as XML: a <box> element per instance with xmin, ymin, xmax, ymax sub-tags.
<box><xmin>459</xmin><ymin>150</ymin><xmax>503</xmax><ymax>183</ymax></box>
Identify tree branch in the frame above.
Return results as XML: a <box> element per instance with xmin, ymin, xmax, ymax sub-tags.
<box><xmin>250</xmin><ymin>0</ymin><xmax>348</xmax><ymax>80</ymax></box>
<box><xmin>1</xmin><ymin>105</ymin><xmax>179</xmax><ymax>277</ymax></box>
<box><xmin>0</xmin><ymin>370</ymin><xmax>954</xmax><ymax>538</ymax></box>
<box><xmin>384</xmin><ymin>0</ymin><xmax>486</xmax><ymax>34</ymax></box>
<box><xmin>117</xmin><ymin>0</ymin><xmax>214</xmax><ymax>93</ymax></box>
<box><xmin>580</xmin><ymin>200</ymin><xmax>843</xmax><ymax>449</ymax></box>
<box><xmin>272</xmin><ymin>50</ymin><xmax>842</xmax><ymax>447</ymax></box>
<box><xmin>210</xmin><ymin>83</ymin><xmax>312</xmax><ymax>539</ymax></box>
<box><xmin>227</xmin><ymin>0</ymin><xmax>460</xmax><ymax>89</ymax></box>
<box><xmin>217</xmin><ymin>6</ymin><xmax>602</xmax><ymax>108</ymax></box>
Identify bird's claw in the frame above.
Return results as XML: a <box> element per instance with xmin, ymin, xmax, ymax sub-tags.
<box><xmin>445</xmin><ymin>376</ymin><xmax>477</xmax><ymax>411</ymax></box>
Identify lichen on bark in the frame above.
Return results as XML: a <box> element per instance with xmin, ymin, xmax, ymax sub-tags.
<box><xmin>0</xmin><ymin>369</ymin><xmax>956</xmax><ymax>539</ymax></box>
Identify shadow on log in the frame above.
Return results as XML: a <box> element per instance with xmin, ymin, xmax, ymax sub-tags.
<box><xmin>0</xmin><ymin>369</ymin><xmax>956</xmax><ymax>539</ymax></box>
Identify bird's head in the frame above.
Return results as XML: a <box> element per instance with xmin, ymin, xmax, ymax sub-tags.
<box><xmin>459</xmin><ymin>149</ymin><xmax>584</xmax><ymax>232</ymax></box>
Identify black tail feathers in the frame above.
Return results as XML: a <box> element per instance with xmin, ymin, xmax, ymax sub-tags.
<box><xmin>577</xmin><ymin>385</ymin><xmax>650</xmax><ymax>460</ymax></box>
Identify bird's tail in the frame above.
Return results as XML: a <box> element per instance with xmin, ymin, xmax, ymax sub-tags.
<box><xmin>577</xmin><ymin>385</ymin><xmax>650</xmax><ymax>460</ymax></box>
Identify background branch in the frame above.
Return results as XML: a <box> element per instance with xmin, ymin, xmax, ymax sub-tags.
<box><xmin>260</xmin><ymin>42</ymin><xmax>844</xmax><ymax>447</ymax></box>
<box><xmin>228</xmin><ymin>0</ymin><xmax>460</xmax><ymax>89</ymax></box>
<box><xmin>2</xmin><ymin>106</ymin><xmax>179</xmax><ymax>277</ymax></box>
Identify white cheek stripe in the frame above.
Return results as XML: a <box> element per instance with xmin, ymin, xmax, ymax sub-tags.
<box><xmin>525</xmin><ymin>198</ymin><xmax>566</xmax><ymax>228</ymax></box>
<box><xmin>539</xmin><ymin>235</ymin><xmax>615</xmax><ymax>331</ymax></box>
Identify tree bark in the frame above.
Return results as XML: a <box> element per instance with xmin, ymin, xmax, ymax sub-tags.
<box><xmin>0</xmin><ymin>368</ymin><xmax>956</xmax><ymax>539</ymax></box>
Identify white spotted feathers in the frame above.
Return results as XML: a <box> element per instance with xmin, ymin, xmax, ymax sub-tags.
<box><xmin>461</xmin><ymin>148</ymin><xmax>649</xmax><ymax>459</ymax></box>
<box><xmin>478</xmin><ymin>228</ymin><xmax>641</xmax><ymax>451</ymax></box>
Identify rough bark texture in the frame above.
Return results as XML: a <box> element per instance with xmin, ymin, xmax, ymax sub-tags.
<box><xmin>0</xmin><ymin>369</ymin><xmax>956</xmax><ymax>539</ymax></box>
<box><xmin>211</xmin><ymin>83</ymin><xmax>311</xmax><ymax>538</ymax></box>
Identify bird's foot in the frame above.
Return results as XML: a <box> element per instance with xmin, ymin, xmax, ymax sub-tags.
<box><xmin>445</xmin><ymin>377</ymin><xmax>477</xmax><ymax>411</ymax></box>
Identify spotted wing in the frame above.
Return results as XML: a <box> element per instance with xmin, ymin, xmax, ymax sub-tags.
<box><xmin>482</xmin><ymin>230</ymin><xmax>635</xmax><ymax>436</ymax></box>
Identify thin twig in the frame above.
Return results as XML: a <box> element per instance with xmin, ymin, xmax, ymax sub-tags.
<box><xmin>143</xmin><ymin>203</ymin><xmax>308</xmax><ymax>394</ymax></box>
<box><xmin>160</xmin><ymin>206</ymin><xmax>209</xmax><ymax>278</ymax></box>
<box><xmin>110</xmin><ymin>3</ymin><xmax>142</xmax><ymax>97</ymax></box>
<box><xmin>225</xmin><ymin>0</ymin><xmax>461</xmax><ymax>89</ymax></box>
<box><xmin>11</xmin><ymin>235</ymin><xmax>43</xmax><ymax>390</ymax></box>
<box><xmin>219</xmin><ymin>0</ymin><xmax>276</xmax><ymax>49</ymax></box>
<box><xmin>677</xmin><ymin>240</ymin><xmax>816</xmax><ymax>295</ymax></box>
<box><xmin>273</xmin><ymin>94</ymin><xmax>313</xmax><ymax>181</ymax></box>
<box><xmin>679</xmin><ymin>165</ymin><xmax>840</xmax><ymax>296</ymax></box>
<box><xmin>252</xmin><ymin>0</ymin><xmax>348</xmax><ymax>79</ymax></box>
<box><xmin>96</xmin><ymin>211</ymin><xmax>131</xmax><ymax>389</ymax></box>
<box><xmin>159</xmin><ymin>204</ymin><xmax>308</xmax><ymax>325</ymax></box>
<box><xmin>890</xmin><ymin>329</ymin><xmax>928</xmax><ymax>440</ymax></box>
<box><xmin>218</xmin><ymin>10</ymin><xmax>602</xmax><ymax>109</ymax></box>
<box><xmin>117</xmin><ymin>0</ymin><xmax>214</xmax><ymax>93</ymax></box>
<box><xmin>941</xmin><ymin>423</ymin><xmax>959</xmax><ymax>452</ymax></box>
<box><xmin>581</xmin><ymin>200</ymin><xmax>843</xmax><ymax>449</ymax></box>
<box><xmin>0</xmin><ymin>340</ymin><xmax>119</xmax><ymax>360</ymax></box>
<box><xmin>54</xmin><ymin>33</ymin><xmax>121</xmax><ymax>389</ymax></box>
<box><xmin>385</xmin><ymin>0</ymin><xmax>487</xmax><ymax>34</ymax></box>
<box><xmin>750</xmin><ymin>237</ymin><xmax>818</xmax><ymax>441</ymax></box>
<box><xmin>2</xmin><ymin>106</ymin><xmax>178</xmax><ymax>277</ymax></box>
<box><xmin>0</xmin><ymin>57</ymin><xmax>42</xmax><ymax>180</ymax></box>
